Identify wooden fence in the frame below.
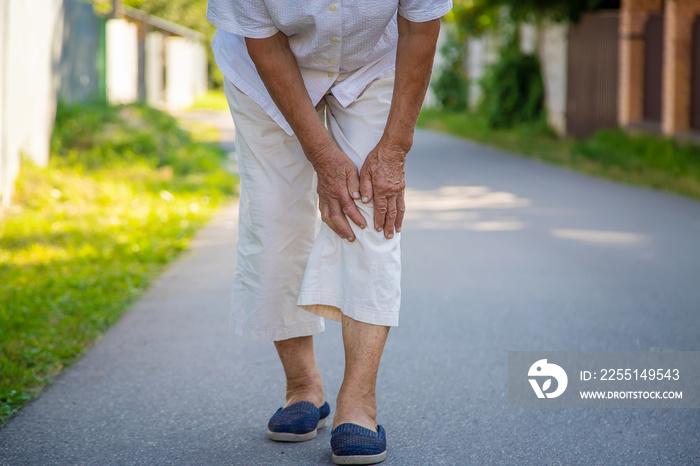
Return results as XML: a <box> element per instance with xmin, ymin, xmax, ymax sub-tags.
<box><xmin>566</xmin><ymin>12</ymin><xmax>620</xmax><ymax>139</ymax></box>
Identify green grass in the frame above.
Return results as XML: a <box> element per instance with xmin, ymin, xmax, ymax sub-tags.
<box><xmin>189</xmin><ymin>90</ymin><xmax>229</xmax><ymax>111</ymax></box>
<box><xmin>417</xmin><ymin>109</ymin><xmax>700</xmax><ymax>200</ymax></box>
<box><xmin>0</xmin><ymin>102</ymin><xmax>238</xmax><ymax>425</ymax></box>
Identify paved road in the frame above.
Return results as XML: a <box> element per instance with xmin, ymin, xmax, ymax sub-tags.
<box><xmin>2</xmin><ymin>116</ymin><xmax>699</xmax><ymax>465</ymax></box>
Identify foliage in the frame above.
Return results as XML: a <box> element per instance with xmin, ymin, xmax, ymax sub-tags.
<box><xmin>0</xmin><ymin>102</ymin><xmax>237</xmax><ymax>425</ymax></box>
<box><xmin>447</xmin><ymin>0</ymin><xmax>508</xmax><ymax>36</ymax></box>
<box><xmin>123</xmin><ymin>0</ymin><xmax>211</xmax><ymax>36</ymax></box>
<box><xmin>51</xmin><ymin>102</ymin><xmax>226</xmax><ymax>175</ymax></box>
<box><xmin>448</xmin><ymin>0</ymin><xmax>620</xmax><ymax>36</ymax></box>
<box><xmin>505</xmin><ymin>0</ymin><xmax>621</xmax><ymax>22</ymax></box>
<box><xmin>431</xmin><ymin>28</ymin><xmax>469</xmax><ymax>111</ymax></box>
<box><xmin>89</xmin><ymin>0</ymin><xmax>114</xmax><ymax>15</ymax></box>
<box><xmin>478</xmin><ymin>42</ymin><xmax>544</xmax><ymax>129</ymax></box>
<box><xmin>417</xmin><ymin>109</ymin><xmax>700</xmax><ymax>200</ymax></box>
<box><xmin>574</xmin><ymin>129</ymin><xmax>700</xmax><ymax>183</ymax></box>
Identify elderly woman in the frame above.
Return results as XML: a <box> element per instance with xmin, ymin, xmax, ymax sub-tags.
<box><xmin>207</xmin><ymin>1</ymin><xmax>450</xmax><ymax>464</ymax></box>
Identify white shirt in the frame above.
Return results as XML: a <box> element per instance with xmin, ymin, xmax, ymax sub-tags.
<box><xmin>207</xmin><ymin>0</ymin><xmax>452</xmax><ymax>135</ymax></box>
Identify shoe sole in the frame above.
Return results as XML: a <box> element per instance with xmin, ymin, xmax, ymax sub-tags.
<box><xmin>331</xmin><ymin>451</ymin><xmax>387</xmax><ymax>465</ymax></box>
<box><xmin>267</xmin><ymin>417</ymin><xmax>327</xmax><ymax>442</ymax></box>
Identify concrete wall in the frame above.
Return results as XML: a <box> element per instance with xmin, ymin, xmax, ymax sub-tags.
<box><xmin>0</xmin><ymin>0</ymin><xmax>63</xmax><ymax>208</ymax></box>
<box><xmin>145</xmin><ymin>31</ymin><xmax>165</xmax><ymax>107</ymax></box>
<box><xmin>465</xmin><ymin>22</ymin><xmax>569</xmax><ymax>136</ymax></box>
<box><xmin>193</xmin><ymin>41</ymin><xmax>208</xmax><ymax>97</ymax></box>
<box><xmin>521</xmin><ymin>22</ymin><xmax>569</xmax><ymax>136</ymax></box>
<box><xmin>107</xmin><ymin>18</ymin><xmax>138</xmax><ymax>104</ymax></box>
<box><xmin>466</xmin><ymin>31</ymin><xmax>501</xmax><ymax>109</ymax></box>
<box><xmin>165</xmin><ymin>36</ymin><xmax>207</xmax><ymax>110</ymax></box>
<box><xmin>538</xmin><ymin>21</ymin><xmax>570</xmax><ymax>136</ymax></box>
<box><xmin>520</xmin><ymin>23</ymin><xmax>538</xmax><ymax>54</ymax></box>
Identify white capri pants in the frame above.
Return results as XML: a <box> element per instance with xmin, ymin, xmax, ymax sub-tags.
<box><xmin>224</xmin><ymin>70</ymin><xmax>401</xmax><ymax>342</ymax></box>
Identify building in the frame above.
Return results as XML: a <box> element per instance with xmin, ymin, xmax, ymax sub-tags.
<box><xmin>619</xmin><ymin>0</ymin><xmax>700</xmax><ymax>137</ymax></box>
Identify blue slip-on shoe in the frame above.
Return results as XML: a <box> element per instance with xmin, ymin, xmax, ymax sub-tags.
<box><xmin>267</xmin><ymin>401</ymin><xmax>331</xmax><ymax>442</ymax></box>
<box><xmin>330</xmin><ymin>423</ymin><xmax>387</xmax><ymax>465</ymax></box>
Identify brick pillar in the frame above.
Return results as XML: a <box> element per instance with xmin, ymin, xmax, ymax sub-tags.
<box><xmin>662</xmin><ymin>0</ymin><xmax>700</xmax><ymax>135</ymax></box>
<box><xmin>619</xmin><ymin>0</ymin><xmax>663</xmax><ymax>126</ymax></box>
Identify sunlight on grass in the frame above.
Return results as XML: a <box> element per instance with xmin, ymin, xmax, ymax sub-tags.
<box><xmin>0</xmin><ymin>102</ymin><xmax>238</xmax><ymax>425</ymax></box>
<box><xmin>190</xmin><ymin>90</ymin><xmax>229</xmax><ymax>111</ymax></box>
<box><xmin>178</xmin><ymin>119</ymin><xmax>222</xmax><ymax>144</ymax></box>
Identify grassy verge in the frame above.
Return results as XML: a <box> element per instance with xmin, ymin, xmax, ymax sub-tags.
<box><xmin>417</xmin><ymin>109</ymin><xmax>700</xmax><ymax>200</ymax></box>
<box><xmin>190</xmin><ymin>90</ymin><xmax>229</xmax><ymax>111</ymax></box>
<box><xmin>0</xmin><ymin>102</ymin><xmax>237</xmax><ymax>425</ymax></box>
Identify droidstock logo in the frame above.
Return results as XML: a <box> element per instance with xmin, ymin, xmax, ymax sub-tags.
<box><xmin>528</xmin><ymin>359</ymin><xmax>568</xmax><ymax>399</ymax></box>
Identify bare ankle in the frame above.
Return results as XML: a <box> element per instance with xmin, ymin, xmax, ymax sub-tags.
<box><xmin>333</xmin><ymin>393</ymin><xmax>378</xmax><ymax>431</ymax></box>
<box><xmin>284</xmin><ymin>371</ymin><xmax>325</xmax><ymax>407</ymax></box>
<box><xmin>274</xmin><ymin>336</ymin><xmax>326</xmax><ymax>407</ymax></box>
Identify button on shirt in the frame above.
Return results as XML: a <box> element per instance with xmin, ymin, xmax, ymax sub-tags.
<box><xmin>207</xmin><ymin>0</ymin><xmax>452</xmax><ymax>135</ymax></box>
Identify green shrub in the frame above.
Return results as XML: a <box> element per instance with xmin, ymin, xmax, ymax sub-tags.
<box><xmin>431</xmin><ymin>28</ymin><xmax>469</xmax><ymax>111</ymax></box>
<box><xmin>574</xmin><ymin>129</ymin><xmax>700</xmax><ymax>179</ymax></box>
<box><xmin>479</xmin><ymin>44</ymin><xmax>545</xmax><ymax>129</ymax></box>
<box><xmin>51</xmin><ymin>102</ymin><xmax>224</xmax><ymax>175</ymax></box>
<box><xmin>418</xmin><ymin>109</ymin><xmax>700</xmax><ymax>200</ymax></box>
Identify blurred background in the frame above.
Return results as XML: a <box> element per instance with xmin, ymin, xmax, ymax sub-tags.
<box><xmin>2</xmin><ymin>0</ymin><xmax>700</xmax><ymax>431</ymax></box>
<box><xmin>3</xmin><ymin>0</ymin><xmax>700</xmax><ymax>208</ymax></box>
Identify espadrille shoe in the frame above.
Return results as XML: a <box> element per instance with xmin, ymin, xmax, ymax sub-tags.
<box><xmin>267</xmin><ymin>401</ymin><xmax>331</xmax><ymax>442</ymax></box>
<box><xmin>330</xmin><ymin>423</ymin><xmax>387</xmax><ymax>465</ymax></box>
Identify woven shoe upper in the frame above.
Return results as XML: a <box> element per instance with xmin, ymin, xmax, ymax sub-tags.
<box><xmin>268</xmin><ymin>401</ymin><xmax>322</xmax><ymax>434</ymax></box>
<box><xmin>319</xmin><ymin>401</ymin><xmax>331</xmax><ymax>420</ymax></box>
<box><xmin>330</xmin><ymin>423</ymin><xmax>387</xmax><ymax>456</ymax></box>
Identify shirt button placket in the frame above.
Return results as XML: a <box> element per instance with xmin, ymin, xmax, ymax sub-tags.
<box><xmin>328</xmin><ymin>4</ymin><xmax>340</xmax><ymax>78</ymax></box>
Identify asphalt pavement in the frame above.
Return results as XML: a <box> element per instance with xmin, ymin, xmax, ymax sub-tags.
<box><xmin>1</xmin><ymin>114</ymin><xmax>699</xmax><ymax>465</ymax></box>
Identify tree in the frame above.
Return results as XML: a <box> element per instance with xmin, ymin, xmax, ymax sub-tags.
<box><xmin>449</xmin><ymin>0</ymin><xmax>620</xmax><ymax>36</ymax></box>
<box><xmin>123</xmin><ymin>0</ymin><xmax>212</xmax><ymax>37</ymax></box>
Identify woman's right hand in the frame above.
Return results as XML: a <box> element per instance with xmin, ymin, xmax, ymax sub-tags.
<box><xmin>309</xmin><ymin>142</ymin><xmax>367</xmax><ymax>242</ymax></box>
<box><xmin>245</xmin><ymin>34</ymin><xmax>366</xmax><ymax>242</ymax></box>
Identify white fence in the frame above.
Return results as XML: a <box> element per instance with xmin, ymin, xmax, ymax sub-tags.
<box><xmin>0</xmin><ymin>0</ymin><xmax>208</xmax><ymax>209</ymax></box>
<box><xmin>106</xmin><ymin>18</ymin><xmax>139</xmax><ymax>104</ymax></box>
<box><xmin>0</xmin><ymin>0</ymin><xmax>62</xmax><ymax>209</ymax></box>
<box><xmin>165</xmin><ymin>36</ymin><xmax>208</xmax><ymax>109</ymax></box>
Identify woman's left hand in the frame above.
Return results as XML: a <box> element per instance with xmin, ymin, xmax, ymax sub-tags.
<box><xmin>359</xmin><ymin>142</ymin><xmax>407</xmax><ymax>239</ymax></box>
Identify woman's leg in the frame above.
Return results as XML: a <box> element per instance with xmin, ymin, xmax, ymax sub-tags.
<box><xmin>223</xmin><ymin>78</ymin><xmax>326</xmax><ymax>406</ymax></box>
<box><xmin>334</xmin><ymin>315</ymin><xmax>390</xmax><ymax>431</ymax></box>
<box><xmin>300</xmin><ymin>72</ymin><xmax>398</xmax><ymax>430</ymax></box>
<box><xmin>274</xmin><ymin>336</ymin><xmax>325</xmax><ymax>407</ymax></box>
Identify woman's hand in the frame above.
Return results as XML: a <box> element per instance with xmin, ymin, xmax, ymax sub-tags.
<box><xmin>359</xmin><ymin>142</ymin><xmax>407</xmax><ymax>239</ymax></box>
<box><xmin>311</xmin><ymin>142</ymin><xmax>367</xmax><ymax>242</ymax></box>
<box><xmin>246</xmin><ymin>33</ymin><xmax>367</xmax><ymax>242</ymax></box>
<box><xmin>355</xmin><ymin>17</ymin><xmax>439</xmax><ymax>240</ymax></box>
